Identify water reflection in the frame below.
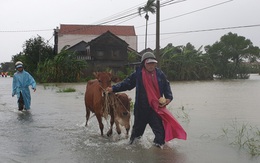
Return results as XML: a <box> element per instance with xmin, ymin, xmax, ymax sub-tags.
<box><xmin>17</xmin><ymin>111</ymin><xmax>33</xmax><ymax>123</ymax></box>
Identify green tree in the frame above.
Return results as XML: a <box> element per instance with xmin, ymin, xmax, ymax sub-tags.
<box><xmin>127</xmin><ymin>51</ymin><xmax>140</xmax><ymax>63</ymax></box>
<box><xmin>138</xmin><ymin>0</ymin><xmax>156</xmax><ymax>50</ymax></box>
<box><xmin>37</xmin><ymin>48</ymin><xmax>87</xmax><ymax>83</ymax></box>
<box><xmin>160</xmin><ymin>43</ymin><xmax>214</xmax><ymax>80</ymax></box>
<box><xmin>12</xmin><ymin>36</ymin><xmax>53</xmax><ymax>78</ymax></box>
<box><xmin>207</xmin><ymin>32</ymin><xmax>260</xmax><ymax>79</ymax></box>
<box><xmin>0</xmin><ymin>62</ymin><xmax>14</xmax><ymax>73</ymax></box>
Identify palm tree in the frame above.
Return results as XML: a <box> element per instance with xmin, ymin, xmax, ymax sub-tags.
<box><xmin>37</xmin><ymin>47</ymin><xmax>87</xmax><ymax>82</ymax></box>
<box><xmin>160</xmin><ymin>43</ymin><xmax>214</xmax><ymax>80</ymax></box>
<box><xmin>138</xmin><ymin>0</ymin><xmax>156</xmax><ymax>50</ymax></box>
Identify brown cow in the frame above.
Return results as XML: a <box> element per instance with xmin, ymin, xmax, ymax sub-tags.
<box><xmin>84</xmin><ymin>72</ymin><xmax>130</xmax><ymax>137</ymax></box>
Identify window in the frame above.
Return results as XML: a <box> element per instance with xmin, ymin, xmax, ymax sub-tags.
<box><xmin>97</xmin><ymin>51</ymin><xmax>104</xmax><ymax>57</ymax></box>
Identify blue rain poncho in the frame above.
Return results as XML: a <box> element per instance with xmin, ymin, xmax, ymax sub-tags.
<box><xmin>12</xmin><ymin>70</ymin><xmax>36</xmax><ymax>110</ymax></box>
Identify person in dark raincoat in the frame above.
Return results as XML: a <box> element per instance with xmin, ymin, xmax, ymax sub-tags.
<box><xmin>12</xmin><ymin>61</ymin><xmax>36</xmax><ymax>111</ymax></box>
<box><xmin>106</xmin><ymin>52</ymin><xmax>186</xmax><ymax>147</ymax></box>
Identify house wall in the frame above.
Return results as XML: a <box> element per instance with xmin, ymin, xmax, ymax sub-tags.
<box><xmin>91</xmin><ymin>45</ymin><xmax>127</xmax><ymax>61</ymax></box>
<box><xmin>84</xmin><ymin>60</ymin><xmax>128</xmax><ymax>74</ymax></box>
<box><xmin>58</xmin><ymin>34</ymin><xmax>137</xmax><ymax>53</ymax></box>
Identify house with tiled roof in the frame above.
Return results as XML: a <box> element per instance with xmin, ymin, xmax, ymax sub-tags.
<box><xmin>56</xmin><ymin>24</ymin><xmax>140</xmax><ymax>75</ymax></box>
<box><xmin>57</xmin><ymin>24</ymin><xmax>137</xmax><ymax>53</ymax></box>
<box><xmin>67</xmin><ymin>31</ymin><xmax>129</xmax><ymax>72</ymax></box>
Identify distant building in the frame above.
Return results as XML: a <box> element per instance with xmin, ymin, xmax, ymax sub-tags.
<box><xmin>57</xmin><ymin>24</ymin><xmax>137</xmax><ymax>53</ymax></box>
<box><xmin>55</xmin><ymin>24</ymin><xmax>139</xmax><ymax>75</ymax></box>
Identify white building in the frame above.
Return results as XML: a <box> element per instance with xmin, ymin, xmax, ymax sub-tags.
<box><xmin>57</xmin><ymin>24</ymin><xmax>137</xmax><ymax>53</ymax></box>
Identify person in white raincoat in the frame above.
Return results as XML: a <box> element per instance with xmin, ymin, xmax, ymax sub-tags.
<box><xmin>12</xmin><ymin>61</ymin><xmax>36</xmax><ymax>111</ymax></box>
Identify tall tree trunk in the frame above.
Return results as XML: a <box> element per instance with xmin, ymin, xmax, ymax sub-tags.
<box><xmin>145</xmin><ymin>14</ymin><xmax>149</xmax><ymax>50</ymax></box>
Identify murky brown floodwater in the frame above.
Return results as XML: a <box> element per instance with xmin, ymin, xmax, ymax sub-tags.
<box><xmin>1</xmin><ymin>74</ymin><xmax>260</xmax><ymax>163</ymax></box>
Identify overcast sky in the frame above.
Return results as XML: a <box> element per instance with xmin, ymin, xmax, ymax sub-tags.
<box><xmin>1</xmin><ymin>0</ymin><xmax>260</xmax><ymax>63</ymax></box>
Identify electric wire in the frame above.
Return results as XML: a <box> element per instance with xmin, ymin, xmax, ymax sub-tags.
<box><xmin>0</xmin><ymin>0</ymin><xmax>233</xmax><ymax>34</ymax></box>
<box><xmin>0</xmin><ymin>0</ymin><xmax>257</xmax><ymax>47</ymax></box>
<box><xmin>136</xmin><ymin>0</ymin><xmax>234</xmax><ymax>28</ymax></box>
<box><xmin>160</xmin><ymin>24</ymin><xmax>260</xmax><ymax>35</ymax></box>
<box><xmin>0</xmin><ymin>29</ymin><xmax>52</xmax><ymax>33</ymax></box>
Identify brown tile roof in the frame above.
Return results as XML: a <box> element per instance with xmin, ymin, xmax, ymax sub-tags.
<box><xmin>59</xmin><ymin>24</ymin><xmax>136</xmax><ymax>36</ymax></box>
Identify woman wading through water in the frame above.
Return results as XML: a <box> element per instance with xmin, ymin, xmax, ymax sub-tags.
<box><xmin>106</xmin><ymin>52</ymin><xmax>187</xmax><ymax>148</ymax></box>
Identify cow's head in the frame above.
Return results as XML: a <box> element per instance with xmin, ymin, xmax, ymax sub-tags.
<box><xmin>93</xmin><ymin>71</ymin><xmax>112</xmax><ymax>90</ymax></box>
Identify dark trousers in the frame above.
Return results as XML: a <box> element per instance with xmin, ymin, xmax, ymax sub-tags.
<box><xmin>18</xmin><ymin>92</ymin><xmax>24</xmax><ymax>110</ymax></box>
<box><xmin>130</xmin><ymin>107</ymin><xmax>165</xmax><ymax>145</ymax></box>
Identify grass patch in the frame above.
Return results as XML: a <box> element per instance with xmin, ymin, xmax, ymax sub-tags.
<box><xmin>222</xmin><ymin>119</ymin><xmax>260</xmax><ymax>157</ymax></box>
<box><xmin>42</xmin><ymin>83</ymin><xmax>58</xmax><ymax>90</ymax></box>
<box><xmin>57</xmin><ymin>87</ymin><xmax>76</xmax><ymax>93</ymax></box>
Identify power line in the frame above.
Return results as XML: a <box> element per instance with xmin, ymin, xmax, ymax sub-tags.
<box><xmin>164</xmin><ymin>24</ymin><xmax>260</xmax><ymax>35</ymax></box>
<box><xmin>161</xmin><ymin>0</ymin><xmax>186</xmax><ymax>7</ymax></box>
<box><xmin>55</xmin><ymin>0</ymin><xmax>180</xmax><ymax>44</ymax></box>
<box><xmin>0</xmin><ymin>0</ymin><xmax>240</xmax><ymax>44</ymax></box>
<box><xmin>97</xmin><ymin>0</ymin><xmax>186</xmax><ymax>26</ymax></box>
<box><xmin>0</xmin><ymin>0</ymin><xmax>228</xmax><ymax>33</ymax></box>
<box><xmin>137</xmin><ymin>24</ymin><xmax>260</xmax><ymax>48</ymax></box>
<box><xmin>96</xmin><ymin>12</ymin><xmax>139</xmax><ymax>25</ymax></box>
<box><xmin>58</xmin><ymin>0</ymin><xmax>234</xmax><ymax>39</ymax></box>
<box><xmin>79</xmin><ymin>0</ymin><xmax>183</xmax><ymax>26</ymax></box>
<box><xmin>138</xmin><ymin>24</ymin><xmax>260</xmax><ymax>36</ymax></box>
<box><xmin>0</xmin><ymin>29</ymin><xmax>52</xmax><ymax>33</ymax></box>
<box><xmin>161</xmin><ymin>0</ymin><xmax>234</xmax><ymax>24</ymax></box>
<box><xmin>136</xmin><ymin>0</ymin><xmax>234</xmax><ymax>28</ymax></box>
<box><xmin>92</xmin><ymin>2</ymin><xmax>145</xmax><ymax>25</ymax></box>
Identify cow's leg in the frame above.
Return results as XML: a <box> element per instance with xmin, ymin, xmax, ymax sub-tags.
<box><xmin>107</xmin><ymin>117</ymin><xmax>114</xmax><ymax>137</ymax></box>
<box><xmin>96</xmin><ymin>114</ymin><xmax>104</xmax><ymax>136</ymax></box>
<box><xmin>125</xmin><ymin>125</ymin><xmax>130</xmax><ymax>136</ymax></box>
<box><xmin>85</xmin><ymin>108</ymin><xmax>90</xmax><ymax>126</ymax></box>
<box><xmin>115</xmin><ymin>120</ymin><xmax>122</xmax><ymax>135</ymax></box>
<box><xmin>123</xmin><ymin>120</ymin><xmax>130</xmax><ymax>136</ymax></box>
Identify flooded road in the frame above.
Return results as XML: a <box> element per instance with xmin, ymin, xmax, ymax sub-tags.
<box><xmin>1</xmin><ymin>74</ymin><xmax>260</xmax><ymax>163</ymax></box>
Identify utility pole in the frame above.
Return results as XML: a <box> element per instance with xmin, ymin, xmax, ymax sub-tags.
<box><xmin>37</xmin><ymin>34</ymin><xmax>41</xmax><ymax>63</ymax></box>
<box><xmin>156</xmin><ymin>0</ymin><xmax>160</xmax><ymax>67</ymax></box>
<box><xmin>53</xmin><ymin>27</ymin><xmax>59</xmax><ymax>55</ymax></box>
